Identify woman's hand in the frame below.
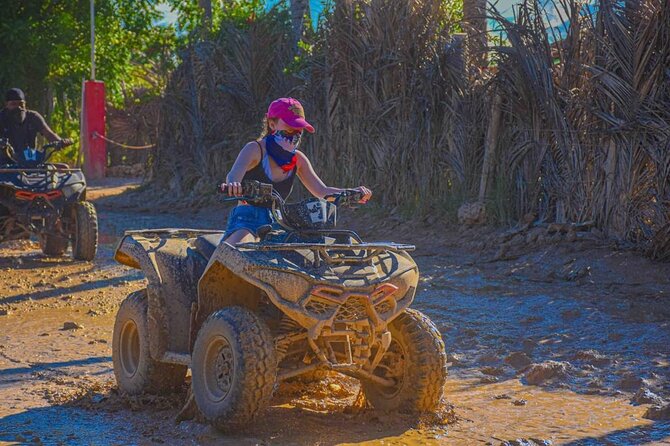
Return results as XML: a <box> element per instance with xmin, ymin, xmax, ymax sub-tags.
<box><xmin>355</xmin><ymin>186</ymin><xmax>372</xmax><ymax>204</ymax></box>
<box><xmin>221</xmin><ymin>181</ymin><xmax>243</xmax><ymax>197</ymax></box>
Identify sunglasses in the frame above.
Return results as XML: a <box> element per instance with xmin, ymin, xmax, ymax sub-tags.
<box><xmin>277</xmin><ymin>128</ymin><xmax>303</xmax><ymax>136</ymax></box>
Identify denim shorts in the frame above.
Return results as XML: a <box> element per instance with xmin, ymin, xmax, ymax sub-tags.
<box><xmin>224</xmin><ymin>205</ymin><xmax>275</xmax><ymax>238</ymax></box>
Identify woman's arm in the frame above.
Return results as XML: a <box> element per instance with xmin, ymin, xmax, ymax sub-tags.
<box><xmin>295</xmin><ymin>151</ymin><xmax>341</xmax><ymax>198</ymax></box>
<box><xmin>221</xmin><ymin>141</ymin><xmax>261</xmax><ymax>196</ymax></box>
<box><xmin>296</xmin><ymin>151</ymin><xmax>372</xmax><ymax>202</ymax></box>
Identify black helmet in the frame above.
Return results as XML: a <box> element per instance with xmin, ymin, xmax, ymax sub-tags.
<box><xmin>5</xmin><ymin>88</ymin><xmax>25</xmax><ymax>102</ymax></box>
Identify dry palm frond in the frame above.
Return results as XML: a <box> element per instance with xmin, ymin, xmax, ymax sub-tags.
<box><xmin>150</xmin><ymin>0</ymin><xmax>670</xmax><ymax>259</ymax></box>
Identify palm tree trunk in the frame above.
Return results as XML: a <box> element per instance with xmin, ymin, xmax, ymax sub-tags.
<box><xmin>463</xmin><ymin>0</ymin><xmax>488</xmax><ymax>68</ymax></box>
<box><xmin>199</xmin><ymin>0</ymin><xmax>212</xmax><ymax>31</ymax></box>
<box><xmin>290</xmin><ymin>0</ymin><xmax>311</xmax><ymax>49</ymax></box>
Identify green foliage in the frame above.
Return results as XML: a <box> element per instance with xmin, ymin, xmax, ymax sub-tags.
<box><xmin>164</xmin><ymin>0</ymin><xmax>269</xmax><ymax>39</ymax></box>
<box><xmin>163</xmin><ymin>1</ymin><xmax>204</xmax><ymax>37</ymax></box>
<box><xmin>0</xmin><ymin>0</ymin><xmax>465</xmax><ymax>166</ymax></box>
<box><xmin>445</xmin><ymin>0</ymin><xmax>464</xmax><ymax>33</ymax></box>
<box><xmin>219</xmin><ymin>0</ymin><xmax>268</xmax><ymax>26</ymax></box>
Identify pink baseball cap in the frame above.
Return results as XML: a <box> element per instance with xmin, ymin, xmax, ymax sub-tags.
<box><xmin>267</xmin><ymin>98</ymin><xmax>315</xmax><ymax>133</ymax></box>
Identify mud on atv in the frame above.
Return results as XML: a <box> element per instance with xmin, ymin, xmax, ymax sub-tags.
<box><xmin>112</xmin><ymin>181</ymin><xmax>447</xmax><ymax>431</ymax></box>
<box><xmin>0</xmin><ymin>138</ymin><xmax>98</xmax><ymax>260</ymax></box>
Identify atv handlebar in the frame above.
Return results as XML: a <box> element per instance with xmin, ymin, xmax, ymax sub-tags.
<box><xmin>218</xmin><ymin>180</ymin><xmax>367</xmax><ymax>234</ymax></box>
<box><xmin>325</xmin><ymin>189</ymin><xmax>366</xmax><ymax>207</ymax></box>
<box><xmin>0</xmin><ymin>137</ymin><xmax>75</xmax><ymax>167</ymax></box>
<box><xmin>43</xmin><ymin>138</ymin><xmax>74</xmax><ymax>151</ymax></box>
<box><xmin>0</xmin><ymin>138</ymin><xmax>73</xmax><ymax>151</ymax></box>
<box><xmin>218</xmin><ymin>180</ymin><xmax>365</xmax><ymax>207</ymax></box>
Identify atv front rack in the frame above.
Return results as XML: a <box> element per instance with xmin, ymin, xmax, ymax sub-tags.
<box><xmin>0</xmin><ymin>167</ymin><xmax>82</xmax><ymax>173</ymax></box>
<box><xmin>123</xmin><ymin>228</ymin><xmax>224</xmax><ymax>237</ymax></box>
<box><xmin>237</xmin><ymin>241</ymin><xmax>415</xmax><ymax>266</ymax></box>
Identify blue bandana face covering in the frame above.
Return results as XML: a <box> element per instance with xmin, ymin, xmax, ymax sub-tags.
<box><xmin>265</xmin><ymin>133</ymin><xmax>298</xmax><ymax>172</ymax></box>
<box><xmin>274</xmin><ymin>130</ymin><xmax>302</xmax><ymax>147</ymax></box>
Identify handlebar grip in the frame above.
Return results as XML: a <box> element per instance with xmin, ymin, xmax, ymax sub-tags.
<box><xmin>217</xmin><ymin>181</ymin><xmax>274</xmax><ymax>198</ymax></box>
<box><xmin>338</xmin><ymin>189</ymin><xmax>365</xmax><ymax>205</ymax></box>
<box><xmin>349</xmin><ymin>191</ymin><xmax>365</xmax><ymax>203</ymax></box>
<box><xmin>217</xmin><ymin>183</ymin><xmax>247</xmax><ymax>194</ymax></box>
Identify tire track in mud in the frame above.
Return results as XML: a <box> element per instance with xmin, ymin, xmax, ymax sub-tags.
<box><xmin>1</xmin><ymin>179</ymin><xmax>670</xmax><ymax>445</ymax></box>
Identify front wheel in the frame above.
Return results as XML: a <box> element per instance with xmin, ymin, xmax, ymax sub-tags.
<box><xmin>71</xmin><ymin>201</ymin><xmax>98</xmax><ymax>261</ymax></box>
<box><xmin>191</xmin><ymin>306</ymin><xmax>277</xmax><ymax>432</ymax></box>
<box><xmin>362</xmin><ymin>309</ymin><xmax>448</xmax><ymax>412</ymax></box>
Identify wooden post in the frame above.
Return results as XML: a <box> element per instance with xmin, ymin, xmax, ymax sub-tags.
<box><xmin>478</xmin><ymin>93</ymin><xmax>503</xmax><ymax>202</ymax></box>
<box><xmin>604</xmin><ymin>137</ymin><xmax>617</xmax><ymax>233</ymax></box>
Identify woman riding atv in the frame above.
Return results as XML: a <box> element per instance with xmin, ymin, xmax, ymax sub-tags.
<box><xmin>220</xmin><ymin>98</ymin><xmax>372</xmax><ymax>244</ymax></box>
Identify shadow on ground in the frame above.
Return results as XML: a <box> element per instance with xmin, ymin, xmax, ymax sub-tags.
<box><xmin>2</xmin><ymin>275</ymin><xmax>142</xmax><ymax>304</ymax></box>
<box><xmin>560</xmin><ymin>421</ymin><xmax>670</xmax><ymax>445</ymax></box>
<box><xmin>0</xmin><ymin>398</ymin><xmax>417</xmax><ymax>446</ymax></box>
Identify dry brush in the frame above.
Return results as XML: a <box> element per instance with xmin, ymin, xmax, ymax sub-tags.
<box><xmin>149</xmin><ymin>0</ymin><xmax>670</xmax><ymax>258</ymax></box>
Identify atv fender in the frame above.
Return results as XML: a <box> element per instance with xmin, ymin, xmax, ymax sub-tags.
<box><xmin>114</xmin><ymin>235</ymin><xmax>169</xmax><ymax>360</ymax></box>
<box><xmin>114</xmin><ymin>235</ymin><xmax>161</xmax><ymax>282</ymax></box>
<box><xmin>115</xmin><ymin>234</ymin><xmax>204</xmax><ymax>360</ymax></box>
<box><xmin>195</xmin><ymin>243</ymin><xmax>268</xmax><ymax>337</ymax></box>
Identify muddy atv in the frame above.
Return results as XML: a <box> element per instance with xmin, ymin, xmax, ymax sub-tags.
<box><xmin>0</xmin><ymin>138</ymin><xmax>98</xmax><ymax>260</ymax></box>
<box><xmin>112</xmin><ymin>181</ymin><xmax>447</xmax><ymax>431</ymax></box>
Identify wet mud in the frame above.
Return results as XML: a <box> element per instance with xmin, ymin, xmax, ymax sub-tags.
<box><xmin>1</xmin><ymin>178</ymin><xmax>670</xmax><ymax>445</ymax></box>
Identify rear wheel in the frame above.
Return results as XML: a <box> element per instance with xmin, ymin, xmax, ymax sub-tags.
<box><xmin>112</xmin><ymin>289</ymin><xmax>187</xmax><ymax>394</ymax></box>
<box><xmin>72</xmin><ymin>201</ymin><xmax>98</xmax><ymax>261</ymax></box>
<box><xmin>40</xmin><ymin>234</ymin><xmax>68</xmax><ymax>256</ymax></box>
<box><xmin>362</xmin><ymin>309</ymin><xmax>448</xmax><ymax>412</ymax></box>
<box><xmin>192</xmin><ymin>306</ymin><xmax>277</xmax><ymax>432</ymax></box>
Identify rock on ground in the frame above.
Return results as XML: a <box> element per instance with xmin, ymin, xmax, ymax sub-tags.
<box><xmin>644</xmin><ymin>403</ymin><xmax>670</xmax><ymax>420</ymax></box>
<box><xmin>458</xmin><ymin>201</ymin><xmax>486</xmax><ymax>226</ymax></box>
<box><xmin>632</xmin><ymin>388</ymin><xmax>665</xmax><ymax>406</ymax></box>
<box><xmin>505</xmin><ymin>352</ymin><xmax>532</xmax><ymax>370</ymax></box>
<box><xmin>573</xmin><ymin>350</ymin><xmax>612</xmax><ymax>367</ymax></box>
<box><xmin>500</xmin><ymin>439</ymin><xmax>552</xmax><ymax>446</ymax></box>
<box><xmin>61</xmin><ymin>322</ymin><xmax>84</xmax><ymax>330</ymax></box>
<box><xmin>617</xmin><ymin>372</ymin><xmax>644</xmax><ymax>392</ymax></box>
<box><xmin>525</xmin><ymin>361</ymin><xmax>571</xmax><ymax>385</ymax></box>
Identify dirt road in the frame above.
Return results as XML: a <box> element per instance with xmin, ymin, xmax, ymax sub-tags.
<box><xmin>2</xmin><ymin>179</ymin><xmax>670</xmax><ymax>445</ymax></box>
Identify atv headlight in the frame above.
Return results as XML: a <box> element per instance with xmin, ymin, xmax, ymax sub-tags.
<box><xmin>372</xmin><ymin>268</ymin><xmax>417</xmax><ymax>317</ymax></box>
<box><xmin>388</xmin><ymin>268</ymin><xmax>416</xmax><ymax>301</ymax></box>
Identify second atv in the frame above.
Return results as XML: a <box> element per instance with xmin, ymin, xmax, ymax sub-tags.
<box><xmin>0</xmin><ymin>138</ymin><xmax>98</xmax><ymax>260</ymax></box>
<box><xmin>112</xmin><ymin>181</ymin><xmax>447</xmax><ymax>431</ymax></box>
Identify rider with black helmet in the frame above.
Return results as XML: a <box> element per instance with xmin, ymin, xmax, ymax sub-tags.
<box><xmin>0</xmin><ymin>88</ymin><xmax>71</xmax><ymax>164</ymax></box>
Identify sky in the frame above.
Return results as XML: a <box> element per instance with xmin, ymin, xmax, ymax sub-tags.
<box><xmin>155</xmin><ymin>0</ymin><xmax>569</xmax><ymax>37</ymax></box>
<box><xmin>156</xmin><ymin>2</ymin><xmax>178</xmax><ymax>27</ymax></box>
<box><xmin>155</xmin><ymin>1</ymin><xmax>327</xmax><ymax>26</ymax></box>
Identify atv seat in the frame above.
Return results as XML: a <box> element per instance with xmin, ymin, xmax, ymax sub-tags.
<box><xmin>194</xmin><ymin>232</ymin><xmax>226</xmax><ymax>260</ymax></box>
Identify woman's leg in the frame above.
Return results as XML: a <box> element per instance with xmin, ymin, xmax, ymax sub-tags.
<box><xmin>223</xmin><ymin>228</ymin><xmax>258</xmax><ymax>245</ymax></box>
